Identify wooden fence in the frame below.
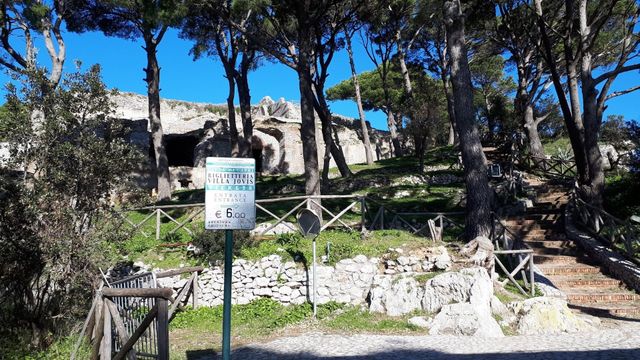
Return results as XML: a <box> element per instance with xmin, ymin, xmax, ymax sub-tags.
<box><xmin>114</xmin><ymin>195</ymin><xmax>469</xmax><ymax>242</ymax></box>
<box><xmin>113</xmin><ymin>195</ymin><xmax>367</xmax><ymax>241</ymax></box>
<box><xmin>571</xmin><ymin>193</ymin><xmax>639</xmax><ymax>259</ymax></box>
<box><xmin>490</xmin><ymin>214</ymin><xmax>537</xmax><ymax>296</ymax></box>
<box><xmin>71</xmin><ymin>267</ymin><xmax>203</xmax><ymax>360</ymax></box>
<box><xmin>522</xmin><ymin>154</ymin><xmax>577</xmax><ymax>179</ymax></box>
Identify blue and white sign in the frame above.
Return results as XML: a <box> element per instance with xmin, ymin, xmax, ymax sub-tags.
<box><xmin>205</xmin><ymin>157</ymin><xmax>256</xmax><ymax>230</ymax></box>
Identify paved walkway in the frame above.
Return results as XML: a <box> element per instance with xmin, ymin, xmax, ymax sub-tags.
<box><xmin>225</xmin><ymin>322</ymin><xmax>640</xmax><ymax>360</ymax></box>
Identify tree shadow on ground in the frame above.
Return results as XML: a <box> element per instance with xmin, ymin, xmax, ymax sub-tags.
<box><xmin>185</xmin><ymin>348</ymin><xmax>640</xmax><ymax>360</ymax></box>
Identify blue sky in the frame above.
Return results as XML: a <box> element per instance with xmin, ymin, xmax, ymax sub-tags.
<box><xmin>1</xmin><ymin>28</ymin><xmax>638</xmax><ymax>130</ymax></box>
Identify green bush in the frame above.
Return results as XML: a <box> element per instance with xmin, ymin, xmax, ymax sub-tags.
<box><xmin>191</xmin><ymin>229</ymin><xmax>254</xmax><ymax>263</ymax></box>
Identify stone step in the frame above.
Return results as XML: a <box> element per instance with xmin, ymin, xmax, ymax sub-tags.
<box><xmin>529</xmin><ymin>246</ymin><xmax>578</xmax><ymax>256</ymax></box>
<box><xmin>569</xmin><ymin>302</ymin><xmax>640</xmax><ymax>318</ymax></box>
<box><xmin>524</xmin><ymin>239</ymin><xmax>573</xmax><ymax>249</ymax></box>
<box><xmin>553</xmin><ymin>277</ymin><xmax>624</xmax><ymax>288</ymax></box>
<box><xmin>520</xmin><ymin>228</ymin><xmax>565</xmax><ymax>236</ymax></box>
<box><xmin>538</xmin><ymin>264</ymin><xmax>602</xmax><ymax>275</ymax></box>
<box><xmin>506</xmin><ymin>223</ymin><xmax>561</xmax><ymax>232</ymax></box>
<box><xmin>566</xmin><ymin>292</ymin><xmax>640</xmax><ymax>303</ymax></box>
<box><xmin>533</xmin><ymin>254</ymin><xmax>580</xmax><ymax>265</ymax></box>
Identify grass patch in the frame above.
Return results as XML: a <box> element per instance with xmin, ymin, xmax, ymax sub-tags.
<box><xmin>322</xmin><ymin>307</ymin><xmax>421</xmax><ymax>333</ymax></box>
<box><xmin>503</xmin><ymin>280</ymin><xmax>542</xmax><ymax>298</ymax></box>
<box><xmin>171</xmin><ymin>298</ymin><xmax>343</xmax><ymax>336</ymax></box>
<box><xmin>543</xmin><ymin>137</ymin><xmax>573</xmax><ymax>157</ymax></box>
<box><xmin>0</xmin><ymin>333</ymin><xmax>91</xmax><ymax>360</ymax></box>
<box><xmin>413</xmin><ymin>271</ymin><xmax>445</xmax><ymax>284</ymax></box>
<box><xmin>240</xmin><ymin>229</ymin><xmax>430</xmax><ymax>265</ymax></box>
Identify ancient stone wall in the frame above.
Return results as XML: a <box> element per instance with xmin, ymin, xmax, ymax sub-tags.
<box><xmin>111</xmin><ymin>92</ymin><xmax>393</xmax><ymax>190</ymax></box>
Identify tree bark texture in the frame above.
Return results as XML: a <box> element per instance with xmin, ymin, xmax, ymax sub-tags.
<box><xmin>236</xmin><ymin>53</ymin><xmax>253</xmax><ymax>158</ymax></box>
<box><xmin>313</xmin><ymin>88</ymin><xmax>352</xmax><ymax>178</ymax></box>
<box><xmin>523</xmin><ymin>104</ymin><xmax>545</xmax><ymax>159</ymax></box>
<box><xmin>440</xmin><ymin>72</ymin><xmax>458</xmax><ymax>146</ymax></box>
<box><xmin>346</xmin><ymin>34</ymin><xmax>374</xmax><ymax>165</ymax></box>
<box><xmin>224</xmin><ymin>69</ymin><xmax>240</xmax><ymax>157</ymax></box>
<box><xmin>297</xmin><ymin>45</ymin><xmax>321</xmax><ymax>212</ymax></box>
<box><xmin>145</xmin><ymin>39</ymin><xmax>171</xmax><ymax>201</ymax></box>
<box><xmin>386</xmin><ymin>111</ymin><xmax>403</xmax><ymax>157</ymax></box>
<box><xmin>444</xmin><ymin>0</ymin><xmax>492</xmax><ymax>240</ymax></box>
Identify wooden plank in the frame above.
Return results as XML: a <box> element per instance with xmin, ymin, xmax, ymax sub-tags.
<box><xmin>258</xmin><ymin>199</ymin><xmax>308</xmax><ymax>235</ymax></box>
<box><xmin>102</xmin><ymin>287</ymin><xmax>173</xmax><ymax>299</ymax></box>
<box><xmin>156</xmin><ymin>266</ymin><xmax>204</xmax><ymax>279</ymax></box>
<box><xmin>105</xmin><ymin>299</ymin><xmax>137</xmax><ymax>360</ymax></box>
<box><xmin>90</xmin><ymin>300</ymin><xmax>105</xmax><ymax>360</ymax></box>
<box><xmin>168</xmin><ymin>207</ymin><xmax>204</xmax><ymax>236</ymax></box>
<box><xmin>169</xmin><ymin>273</ymin><xmax>196</xmax><ymax>320</ymax></box>
<box><xmin>255</xmin><ymin>203</ymin><xmax>295</xmax><ymax>230</ymax></box>
<box><xmin>112</xmin><ymin>305</ymin><xmax>159</xmax><ymax>360</ymax></box>
<box><xmin>155</xmin><ymin>209</ymin><xmax>161</xmax><ymax>240</ymax></box>
<box><xmin>495</xmin><ymin>256</ymin><xmax>527</xmax><ymax>296</ymax></box>
<box><xmin>309</xmin><ymin>199</ymin><xmax>353</xmax><ymax>230</ymax></box>
<box><xmin>157</xmin><ymin>298</ymin><xmax>170</xmax><ymax>360</ymax></box>
<box><xmin>193</xmin><ymin>271</ymin><xmax>199</xmax><ymax>308</ymax></box>
<box><xmin>102</xmin><ymin>299</ymin><xmax>112</xmax><ymax>359</ymax></box>
<box><xmin>321</xmin><ymin>201</ymin><xmax>358</xmax><ymax>231</ymax></box>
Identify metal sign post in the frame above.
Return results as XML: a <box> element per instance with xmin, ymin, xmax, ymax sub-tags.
<box><xmin>296</xmin><ymin>209</ymin><xmax>321</xmax><ymax>318</ymax></box>
<box><xmin>205</xmin><ymin>157</ymin><xmax>256</xmax><ymax>360</ymax></box>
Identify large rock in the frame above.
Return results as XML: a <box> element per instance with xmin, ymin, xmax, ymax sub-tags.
<box><xmin>250</xmin><ymin>221</ymin><xmax>297</xmax><ymax>236</ymax></box>
<box><xmin>428</xmin><ymin>303</ymin><xmax>504</xmax><ymax>337</ymax></box>
<box><xmin>513</xmin><ymin>297</ymin><xmax>596</xmax><ymax>335</ymax></box>
<box><xmin>369</xmin><ymin>275</ymin><xmax>424</xmax><ymax>316</ymax></box>
<box><xmin>422</xmin><ymin>267</ymin><xmax>493</xmax><ymax>314</ymax></box>
<box><xmin>599</xmin><ymin>144</ymin><xmax>619</xmax><ymax>170</ymax></box>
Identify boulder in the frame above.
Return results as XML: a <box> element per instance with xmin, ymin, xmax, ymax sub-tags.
<box><xmin>422</xmin><ymin>267</ymin><xmax>493</xmax><ymax>314</ymax></box>
<box><xmin>513</xmin><ymin>297</ymin><xmax>596</xmax><ymax>335</ymax></box>
<box><xmin>599</xmin><ymin>144</ymin><xmax>619</xmax><ymax>170</ymax></box>
<box><xmin>408</xmin><ymin>316</ymin><xmax>432</xmax><ymax>329</ymax></box>
<box><xmin>490</xmin><ymin>296</ymin><xmax>517</xmax><ymax>326</ymax></box>
<box><xmin>369</xmin><ymin>275</ymin><xmax>424</xmax><ymax>316</ymax></box>
<box><xmin>250</xmin><ymin>221</ymin><xmax>297</xmax><ymax>236</ymax></box>
<box><xmin>428</xmin><ymin>303</ymin><xmax>504</xmax><ymax>337</ymax></box>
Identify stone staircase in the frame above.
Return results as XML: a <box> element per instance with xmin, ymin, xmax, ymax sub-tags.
<box><xmin>504</xmin><ymin>175</ymin><xmax>640</xmax><ymax>319</ymax></box>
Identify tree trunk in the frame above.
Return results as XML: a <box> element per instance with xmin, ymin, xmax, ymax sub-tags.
<box><xmin>224</xmin><ymin>69</ymin><xmax>240</xmax><ymax>157</ymax></box>
<box><xmin>483</xmin><ymin>93</ymin><xmax>495</xmax><ymax>142</ymax></box>
<box><xmin>313</xmin><ymin>88</ymin><xmax>352</xmax><ymax>178</ymax></box>
<box><xmin>523</xmin><ymin>104</ymin><xmax>545</xmax><ymax>159</ymax></box>
<box><xmin>448</xmin><ymin>123</ymin><xmax>457</xmax><ymax>146</ymax></box>
<box><xmin>236</xmin><ymin>56</ymin><xmax>253</xmax><ymax>158</ymax></box>
<box><xmin>581</xmin><ymin>79</ymin><xmax>605</xmax><ymax>205</ymax></box>
<box><xmin>444</xmin><ymin>0</ymin><xmax>492</xmax><ymax>240</ymax></box>
<box><xmin>387</xmin><ymin>111</ymin><xmax>403</xmax><ymax>157</ymax></box>
<box><xmin>396</xmin><ymin>37</ymin><xmax>413</xmax><ymax>97</ymax></box>
<box><xmin>514</xmin><ymin>69</ymin><xmax>545</xmax><ymax>159</ymax></box>
<box><xmin>145</xmin><ymin>39</ymin><xmax>171</xmax><ymax>202</ymax></box>
<box><xmin>297</xmin><ymin>47</ymin><xmax>321</xmax><ymax>213</ymax></box>
<box><xmin>440</xmin><ymin>73</ymin><xmax>458</xmax><ymax>145</ymax></box>
<box><xmin>346</xmin><ymin>34</ymin><xmax>374</xmax><ymax>165</ymax></box>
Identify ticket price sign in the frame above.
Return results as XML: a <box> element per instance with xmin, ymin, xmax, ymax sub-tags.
<box><xmin>205</xmin><ymin>157</ymin><xmax>256</xmax><ymax>230</ymax></box>
<box><xmin>204</xmin><ymin>157</ymin><xmax>256</xmax><ymax>360</ymax></box>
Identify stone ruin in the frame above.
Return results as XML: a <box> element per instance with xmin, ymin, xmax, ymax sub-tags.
<box><xmin>111</xmin><ymin>93</ymin><xmax>393</xmax><ymax>191</ymax></box>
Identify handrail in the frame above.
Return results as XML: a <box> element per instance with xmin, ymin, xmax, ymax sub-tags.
<box><xmin>570</xmin><ymin>189</ymin><xmax>639</xmax><ymax>259</ymax></box>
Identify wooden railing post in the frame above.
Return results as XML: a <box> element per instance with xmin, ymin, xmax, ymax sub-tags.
<box><xmin>360</xmin><ymin>197</ymin><xmax>366</xmax><ymax>233</ymax></box>
<box><xmin>157</xmin><ymin>298</ymin><xmax>169</xmax><ymax>360</ymax></box>
<box><xmin>529</xmin><ymin>253</ymin><xmax>535</xmax><ymax>297</ymax></box>
<box><xmin>155</xmin><ymin>209</ymin><xmax>161</xmax><ymax>241</ymax></box>
<box><xmin>101</xmin><ymin>298</ymin><xmax>111</xmax><ymax>359</ymax></box>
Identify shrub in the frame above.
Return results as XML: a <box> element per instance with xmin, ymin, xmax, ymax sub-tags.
<box><xmin>191</xmin><ymin>229</ymin><xmax>254</xmax><ymax>263</ymax></box>
<box><xmin>0</xmin><ymin>65</ymin><xmax>141</xmax><ymax>349</ymax></box>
